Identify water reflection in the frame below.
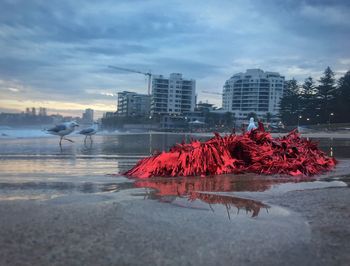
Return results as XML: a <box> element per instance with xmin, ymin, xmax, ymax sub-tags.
<box><xmin>2</xmin><ymin>133</ymin><xmax>350</xmax><ymax>159</ymax></box>
<box><xmin>189</xmin><ymin>192</ymin><xmax>269</xmax><ymax>218</ymax></box>
<box><xmin>0</xmin><ymin>181</ymin><xmax>133</xmax><ymax>197</ymax></box>
<box><xmin>135</xmin><ymin>175</ymin><xmax>312</xmax><ymax>195</ymax></box>
<box><xmin>135</xmin><ymin>175</ymin><xmax>312</xmax><ymax>218</ymax></box>
<box><xmin>317</xmin><ymin>137</ymin><xmax>350</xmax><ymax>158</ymax></box>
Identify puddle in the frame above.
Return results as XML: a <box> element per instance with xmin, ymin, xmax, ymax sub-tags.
<box><xmin>1</xmin><ymin>171</ymin><xmax>348</xmax><ymax>219</ymax></box>
<box><xmin>133</xmin><ymin>174</ymin><xmax>349</xmax><ymax>218</ymax></box>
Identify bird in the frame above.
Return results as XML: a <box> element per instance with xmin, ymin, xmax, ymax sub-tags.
<box><xmin>247</xmin><ymin>117</ymin><xmax>257</xmax><ymax>131</ymax></box>
<box><xmin>46</xmin><ymin>121</ymin><xmax>79</xmax><ymax>146</ymax></box>
<box><xmin>78</xmin><ymin>122</ymin><xmax>98</xmax><ymax>144</ymax></box>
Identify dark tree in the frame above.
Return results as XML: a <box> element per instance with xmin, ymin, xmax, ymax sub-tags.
<box><xmin>279</xmin><ymin>79</ymin><xmax>300</xmax><ymax>126</ymax></box>
<box><xmin>334</xmin><ymin>71</ymin><xmax>350</xmax><ymax>122</ymax></box>
<box><xmin>246</xmin><ymin>112</ymin><xmax>258</xmax><ymax>121</ymax></box>
<box><xmin>315</xmin><ymin>67</ymin><xmax>337</xmax><ymax>123</ymax></box>
<box><xmin>278</xmin><ymin>67</ymin><xmax>350</xmax><ymax>126</ymax></box>
<box><xmin>223</xmin><ymin>112</ymin><xmax>235</xmax><ymax>129</ymax></box>
<box><xmin>300</xmin><ymin>77</ymin><xmax>316</xmax><ymax>124</ymax></box>
<box><xmin>265</xmin><ymin>112</ymin><xmax>272</xmax><ymax>123</ymax></box>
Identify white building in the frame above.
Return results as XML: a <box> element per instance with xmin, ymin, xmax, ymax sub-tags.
<box><xmin>222</xmin><ymin>69</ymin><xmax>284</xmax><ymax>121</ymax></box>
<box><xmin>151</xmin><ymin>73</ymin><xmax>196</xmax><ymax>115</ymax></box>
<box><xmin>117</xmin><ymin>91</ymin><xmax>150</xmax><ymax>117</ymax></box>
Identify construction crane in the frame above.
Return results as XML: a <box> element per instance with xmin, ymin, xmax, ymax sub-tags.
<box><xmin>108</xmin><ymin>65</ymin><xmax>152</xmax><ymax>95</ymax></box>
<box><xmin>202</xmin><ymin>90</ymin><xmax>223</xmax><ymax>96</ymax></box>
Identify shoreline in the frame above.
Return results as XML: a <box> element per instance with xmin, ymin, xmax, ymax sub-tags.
<box><xmin>2</xmin><ymin>130</ymin><xmax>350</xmax><ymax>141</ymax></box>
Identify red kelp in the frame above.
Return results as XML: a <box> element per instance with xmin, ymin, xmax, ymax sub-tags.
<box><xmin>124</xmin><ymin>129</ymin><xmax>337</xmax><ymax>178</ymax></box>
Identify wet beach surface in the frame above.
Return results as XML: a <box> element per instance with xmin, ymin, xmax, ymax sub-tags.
<box><xmin>0</xmin><ymin>132</ymin><xmax>349</xmax><ymax>265</ymax></box>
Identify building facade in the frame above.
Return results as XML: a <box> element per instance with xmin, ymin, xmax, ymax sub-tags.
<box><xmin>39</xmin><ymin>107</ymin><xmax>47</xmax><ymax>116</ymax></box>
<box><xmin>117</xmin><ymin>91</ymin><xmax>150</xmax><ymax>117</ymax></box>
<box><xmin>222</xmin><ymin>69</ymin><xmax>284</xmax><ymax>121</ymax></box>
<box><xmin>82</xmin><ymin>108</ymin><xmax>94</xmax><ymax>123</ymax></box>
<box><xmin>151</xmin><ymin>73</ymin><xmax>196</xmax><ymax>115</ymax></box>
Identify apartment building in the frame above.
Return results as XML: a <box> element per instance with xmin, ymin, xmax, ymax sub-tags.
<box><xmin>222</xmin><ymin>69</ymin><xmax>284</xmax><ymax>121</ymax></box>
<box><xmin>151</xmin><ymin>73</ymin><xmax>196</xmax><ymax>115</ymax></box>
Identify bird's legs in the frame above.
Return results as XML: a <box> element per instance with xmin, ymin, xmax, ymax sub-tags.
<box><xmin>84</xmin><ymin>136</ymin><xmax>87</xmax><ymax>144</ymax></box>
<box><xmin>90</xmin><ymin>135</ymin><xmax>93</xmax><ymax>144</ymax></box>
<box><xmin>59</xmin><ymin>136</ymin><xmax>63</xmax><ymax>146</ymax></box>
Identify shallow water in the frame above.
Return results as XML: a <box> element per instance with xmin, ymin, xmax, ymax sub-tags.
<box><xmin>0</xmin><ymin>132</ymin><xmax>349</xmax><ymax>219</ymax></box>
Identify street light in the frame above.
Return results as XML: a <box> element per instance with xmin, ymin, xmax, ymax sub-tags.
<box><xmin>297</xmin><ymin>115</ymin><xmax>302</xmax><ymax>127</ymax></box>
<box><xmin>328</xmin><ymin>113</ymin><xmax>334</xmax><ymax>130</ymax></box>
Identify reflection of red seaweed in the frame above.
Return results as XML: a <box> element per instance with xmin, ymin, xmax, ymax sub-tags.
<box><xmin>135</xmin><ymin>175</ymin><xmax>308</xmax><ymax>196</ymax></box>
<box><xmin>188</xmin><ymin>192</ymin><xmax>268</xmax><ymax>218</ymax></box>
<box><xmin>125</xmin><ymin>130</ymin><xmax>337</xmax><ymax>178</ymax></box>
<box><xmin>135</xmin><ymin>176</ymin><xmax>280</xmax><ymax>217</ymax></box>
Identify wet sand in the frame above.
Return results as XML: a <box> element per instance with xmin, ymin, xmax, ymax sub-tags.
<box><xmin>0</xmin><ymin>184</ymin><xmax>349</xmax><ymax>266</ymax></box>
<box><xmin>0</xmin><ymin>133</ymin><xmax>350</xmax><ymax>265</ymax></box>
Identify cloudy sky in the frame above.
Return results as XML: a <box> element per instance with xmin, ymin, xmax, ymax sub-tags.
<box><xmin>0</xmin><ymin>0</ymin><xmax>349</xmax><ymax>117</ymax></box>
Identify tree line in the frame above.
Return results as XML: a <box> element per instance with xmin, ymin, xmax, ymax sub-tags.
<box><xmin>279</xmin><ymin>67</ymin><xmax>350</xmax><ymax>126</ymax></box>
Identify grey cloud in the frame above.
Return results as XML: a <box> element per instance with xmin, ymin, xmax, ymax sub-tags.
<box><xmin>0</xmin><ymin>0</ymin><xmax>349</xmax><ymax>111</ymax></box>
<box><xmin>151</xmin><ymin>57</ymin><xmax>223</xmax><ymax>78</ymax></box>
<box><xmin>0</xmin><ymin>57</ymin><xmax>52</xmax><ymax>79</ymax></box>
<box><xmin>77</xmin><ymin>44</ymin><xmax>155</xmax><ymax>56</ymax></box>
<box><xmin>0</xmin><ymin>0</ymin><xmax>199</xmax><ymax>43</ymax></box>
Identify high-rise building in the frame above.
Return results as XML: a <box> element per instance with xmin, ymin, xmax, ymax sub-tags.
<box><xmin>151</xmin><ymin>73</ymin><xmax>196</xmax><ymax>115</ymax></box>
<box><xmin>222</xmin><ymin>69</ymin><xmax>284</xmax><ymax>121</ymax></box>
<box><xmin>39</xmin><ymin>107</ymin><xmax>47</xmax><ymax>116</ymax></box>
<box><xmin>31</xmin><ymin>107</ymin><xmax>36</xmax><ymax>116</ymax></box>
<box><xmin>117</xmin><ymin>91</ymin><xmax>150</xmax><ymax>117</ymax></box>
<box><xmin>82</xmin><ymin>108</ymin><xmax>94</xmax><ymax>123</ymax></box>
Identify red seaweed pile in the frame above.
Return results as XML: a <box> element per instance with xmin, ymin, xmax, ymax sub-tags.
<box><xmin>124</xmin><ymin>129</ymin><xmax>336</xmax><ymax>179</ymax></box>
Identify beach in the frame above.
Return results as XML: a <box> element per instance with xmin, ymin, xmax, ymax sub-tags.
<box><xmin>0</xmin><ymin>130</ymin><xmax>350</xmax><ymax>265</ymax></box>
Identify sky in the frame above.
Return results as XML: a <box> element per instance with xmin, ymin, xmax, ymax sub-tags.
<box><xmin>0</xmin><ymin>0</ymin><xmax>349</xmax><ymax>118</ymax></box>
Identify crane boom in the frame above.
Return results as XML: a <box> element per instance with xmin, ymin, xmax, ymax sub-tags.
<box><xmin>108</xmin><ymin>65</ymin><xmax>152</xmax><ymax>95</ymax></box>
<box><xmin>202</xmin><ymin>90</ymin><xmax>223</xmax><ymax>95</ymax></box>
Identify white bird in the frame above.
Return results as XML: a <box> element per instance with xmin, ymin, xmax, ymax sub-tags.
<box><xmin>46</xmin><ymin>121</ymin><xmax>79</xmax><ymax>146</ymax></box>
<box><xmin>247</xmin><ymin>117</ymin><xmax>257</xmax><ymax>131</ymax></box>
<box><xmin>78</xmin><ymin>122</ymin><xmax>98</xmax><ymax>144</ymax></box>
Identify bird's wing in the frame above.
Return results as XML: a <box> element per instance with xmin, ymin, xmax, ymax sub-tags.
<box><xmin>47</xmin><ymin>124</ymin><xmax>67</xmax><ymax>132</ymax></box>
<box><xmin>79</xmin><ymin>128</ymin><xmax>94</xmax><ymax>134</ymax></box>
